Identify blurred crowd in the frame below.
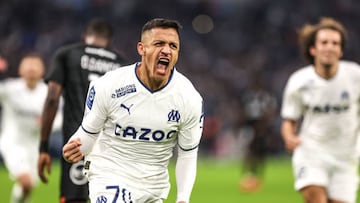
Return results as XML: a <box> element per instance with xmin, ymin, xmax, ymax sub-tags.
<box><xmin>1</xmin><ymin>0</ymin><xmax>360</xmax><ymax>158</ymax></box>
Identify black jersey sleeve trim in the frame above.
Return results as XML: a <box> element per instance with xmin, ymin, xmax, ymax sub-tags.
<box><xmin>178</xmin><ymin>144</ymin><xmax>199</xmax><ymax>151</ymax></box>
<box><xmin>81</xmin><ymin>125</ymin><xmax>100</xmax><ymax>135</ymax></box>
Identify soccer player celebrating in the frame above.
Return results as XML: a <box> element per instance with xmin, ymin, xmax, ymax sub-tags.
<box><xmin>281</xmin><ymin>17</ymin><xmax>360</xmax><ymax>203</ymax></box>
<box><xmin>62</xmin><ymin>18</ymin><xmax>204</xmax><ymax>203</ymax></box>
<box><xmin>38</xmin><ymin>18</ymin><xmax>127</xmax><ymax>203</ymax></box>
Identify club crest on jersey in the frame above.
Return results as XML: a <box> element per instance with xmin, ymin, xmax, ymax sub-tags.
<box><xmin>96</xmin><ymin>195</ymin><xmax>107</xmax><ymax>203</ymax></box>
<box><xmin>86</xmin><ymin>86</ymin><xmax>96</xmax><ymax>109</ymax></box>
<box><xmin>168</xmin><ymin>109</ymin><xmax>180</xmax><ymax>123</ymax></box>
<box><xmin>111</xmin><ymin>84</ymin><xmax>136</xmax><ymax>98</ymax></box>
<box><xmin>341</xmin><ymin>91</ymin><xmax>349</xmax><ymax>100</ymax></box>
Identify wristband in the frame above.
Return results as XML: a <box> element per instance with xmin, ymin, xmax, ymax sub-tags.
<box><xmin>39</xmin><ymin>141</ymin><xmax>49</xmax><ymax>153</ymax></box>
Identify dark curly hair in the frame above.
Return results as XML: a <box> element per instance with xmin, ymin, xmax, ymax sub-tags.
<box><xmin>298</xmin><ymin>17</ymin><xmax>347</xmax><ymax>64</ymax></box>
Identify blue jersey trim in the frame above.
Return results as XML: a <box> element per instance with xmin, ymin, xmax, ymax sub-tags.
<box><xmin>178</xmin><ymin>144</ymin><xmax>199</xmax><ymax>151</ymax></box>
<box><xmin>134</xmin><ymin>62</ymin><xmax>175</xmax><ymax>94</ymax></box>
<box><xmin>81</xmin><ymin>125</ymin><xmax>100</xmax><ymax>135</ymax></box>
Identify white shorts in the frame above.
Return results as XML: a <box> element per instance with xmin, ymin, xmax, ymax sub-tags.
<box><xmin>0</xmin><ymin>141</ymin><xmax>39</xmax><ymax>183</ymax></box>
<box><xmin>88</xmin><ymin>176</ymin><xmax>164</xmax><ymax>203</ymax></box>
<box><xmin>292</xmin><ymin>146</ymin><xmax>359</xmax><ymax>203</ymax></box>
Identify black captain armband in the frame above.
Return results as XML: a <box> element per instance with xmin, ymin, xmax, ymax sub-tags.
<box><xmin>39</xmin><ymin>141</ymin><xmax>49</xmax><ymax>153</ymax></box>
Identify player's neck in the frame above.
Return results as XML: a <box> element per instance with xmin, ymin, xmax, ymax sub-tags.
<box><xmin>136</xmin><ymin>63</ymin><xmax>166</xmax><ymax>91</ymax></box>
<box><xmin>84</xmin><ymin>37</ymin><xmax>108</xmax><ymax>48</ymax></box>
<box><xmin>25</xmin><ymin>79</ymin><xmax>38</xmax><ymax>90</ymax></box>
<box><xmin>314</xmin><ymin>62</ymin><xmax>338</xmax><ymax>80</ymax></box>
<box><xmin>23</xmin><ymin>78</ymin><xmax>39</xmax><ymax>90</ymax></box>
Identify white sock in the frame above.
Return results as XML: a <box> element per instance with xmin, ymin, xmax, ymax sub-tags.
<box><xmin>10</xmin><ymin>183</ymin><xmax>29</xmax><ymax>203</ymax></box>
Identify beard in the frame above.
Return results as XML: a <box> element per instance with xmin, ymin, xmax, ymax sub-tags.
<box><xmin>322</xmin><ymin>63</ymin><xmax>332</xmax><ymax>69</ymax></box>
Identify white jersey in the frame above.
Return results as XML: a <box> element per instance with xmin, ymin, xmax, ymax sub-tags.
<box><xmin>281</xmin><ymin>60</ymin><xmax>360</xmax><ymax>158</ymax></box>
<box><xmin>0</xmin><ymin>78</ymin><xmax>47</xmax><ymax>179</ymax></box>
<box><xmin>0</xmin><ymin>78</ymin><xmax>48</xmax><ymax>148</ymax></box>
<box><xmin>82</xmin><ymin>63</ymin><xmax>203</xmax><ymax>198</ymax></box>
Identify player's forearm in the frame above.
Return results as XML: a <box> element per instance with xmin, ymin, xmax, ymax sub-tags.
<box><xmin>281</xmin><ymin>119</ymin><xmax>298</xmax><ymax>139</ymax></box>
<box><xmin>40</xmin><ymin>97</ymin><xmax>59</xmax><ymax>152</ymax></box>
<box><xmin>281</xmin><ymin>119</ymin><xmax>301</xmax><ymax>152</ymax></box>
<box><xmin>68</xmin><ymin>126</ymin><xmax>97</xmax><ymax>155</ymax></box>
<box><xmin>175</xmin><ymin>148</ymin><xmax>198</xmax><ymax>203</ymax></box>
<box><xmin>40</xmin><ymin>82</ymin><xmax>62</xmax><ymax>153</ymax></box>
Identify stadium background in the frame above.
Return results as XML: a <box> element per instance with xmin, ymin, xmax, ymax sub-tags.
<box><xmin>1</xmin><ymin>0</ymin><xmax>360</xmax><ymax>202</ymax></box>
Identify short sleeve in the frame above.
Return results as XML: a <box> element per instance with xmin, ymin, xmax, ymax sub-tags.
<box><xmin>178</xmin><ymin>93</ymin><xmax>204</xmax><ymax>151</ymax></box>
<box><xmin>81</xmin><ymin>78</ymin><xmax>108</xmax><ymax>133</ymax></box>
<box><xmin>281</xmin><ymin>75</ymin><xmax>303</xmax><ymax>120</ymax></box>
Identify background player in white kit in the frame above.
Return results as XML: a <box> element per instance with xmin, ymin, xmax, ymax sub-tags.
<box><xmin>281</xmin><ymin>17</ymin><xmax>360</xmax><ymax>203</ymax></box>
<box><xmin>0</xmin><ymin>53</ymin><xmax>61</xmax><ymax>203</ymax></box>
<box><xmin>63</xmin><ymin>18</ymin><xmax>204</xmax><ymax>203</ymax></box>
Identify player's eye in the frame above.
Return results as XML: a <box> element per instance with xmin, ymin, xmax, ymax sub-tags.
<box><xmin>154</xmin><ymin>42</ymin><xmax>164</xmax><ymax>47</ymax></box>
<box><xmin>170</xmin><ymin>43</ymin><xmax>178</xmax><ymax>50</ymax></box>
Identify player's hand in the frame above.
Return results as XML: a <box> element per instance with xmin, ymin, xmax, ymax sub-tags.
<box><xmin>62</xmin><ymin>138</ymin><xmax>83</xmax><ymax>163</ymax></box>
<box><xmin>283</xmin><ymin>134</ymin><xmax>301</xmax><ymax>153</ymax></box>
<box><xmin>38</xmin><ymin>152</ymin><xmax>52</xmax><ymax>184</ymax></box>
<box><xmin>177</xmin><ymin>201</ymin><xmax>186</xmax><ymax>203</ymax></box>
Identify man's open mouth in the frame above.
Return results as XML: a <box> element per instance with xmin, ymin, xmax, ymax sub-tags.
<box><xmin>158</xmin><ymin>58</ymin><xmax>169</xmax><ymax>66</ymax></box>
<box><xmin>156</xmin><ymin>58</ymin><xmax>170</xmax><ymax>74</ymax></box>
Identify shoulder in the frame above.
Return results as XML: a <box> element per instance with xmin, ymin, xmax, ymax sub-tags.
<box><xmin>284</xmin><ymin>65</ymin><xmax>315</xmax><ymax>91</ymax></box>
<box><xmin>56</xmin><ymin>42</ymin><xmax>84</xmax><ymax>54</ymax></box>
<box><xmin>339</xmin><ymin>60</ymin><xmax>360</xmax><ymax>73</ymax></box>
<box><xmin>172</xmin><ymin>69</ymin><xmax>202</xmax><ymax>102</ymax></box>
<box><xmin>1</xmin><ymin>78</ymin><xmax>22</xmax><ymax>87</ymax></box>
<box><xmin>102</xmin><ymin>63</ymin><xmax>135</xmax><ymax>79</ymax></box>
<box><xmin>0</xmin><ymin>78</ymin><xmax>24</xmax><ymax>94</ymax></box>
<box><xmin>52</xmin><ymin>43</ymin><xmax>84</xmax><ymax>60</ymax></box>
<box><xmin>289</xmin><ymin>65</ymin><xmax>313</xmax><ymax>79</ymax></box>
<box><xmin>286</xmin><ymin>64</ymin><xmax>312</xmax><ymax>80</ymax></box>
<box><xmin>83</xmin><ymin>46</ymin><xmax>128</xmax><ymax>66</ymax></box>
<box><xmin>88</xmin><ymin>64</ymin><xmax>136</xmax><ymax>103</ymax></box>
<box><xmin>92</xmin><ymin>63</ymin><xmax>135</xmax><ymax>88</ymax></box>
<box><xmin>339</xmin><ymin>61</ymin><xmax>360</xmax><ymax>85</ymax></box>
<box><xmin>339</xmin><ymin>60</ymin><xmax>360</xmax><ymax>67</ymax></box>
<box><xmin>289</xmin><ymin>64</ymin><xmax>315</xmax><ymax>80</ymax></box>
<box><xmin>105</xmin><ymin>47</ymin><xmax>128</xmax><ymax>64</ymax></box>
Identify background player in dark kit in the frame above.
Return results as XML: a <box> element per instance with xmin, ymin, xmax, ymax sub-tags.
<box><xmin>37</xmin><ymin>18</ymin><xmax>128</xmax><ymax>203</ymax></box>
<box><xmin>238</xmin><ymin>73</ymin><xmax>277</xmax><ymax>192</ymax></box>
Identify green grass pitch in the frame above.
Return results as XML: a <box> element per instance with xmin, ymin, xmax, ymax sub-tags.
<box><xmin>0</xmin><ymin>156</ymin><xmax>357</xmax><ymax>202</ymax></box>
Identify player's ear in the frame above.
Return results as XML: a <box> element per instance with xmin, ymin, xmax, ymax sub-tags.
<box><xmin>137</xmin><ymin>42</ymin><xmax>145</xmax><ymax>56</ymax></box>
<box><xmin>309</xmin><ymin>46</ymin><xmax>316</xmax><ymax>57</ymax></box>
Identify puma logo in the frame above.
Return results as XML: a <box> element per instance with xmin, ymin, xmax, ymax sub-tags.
<box><xmin>120</xmin><ymin>103</ymin><xmax>133</xmax><ymax>115</ymax></box>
